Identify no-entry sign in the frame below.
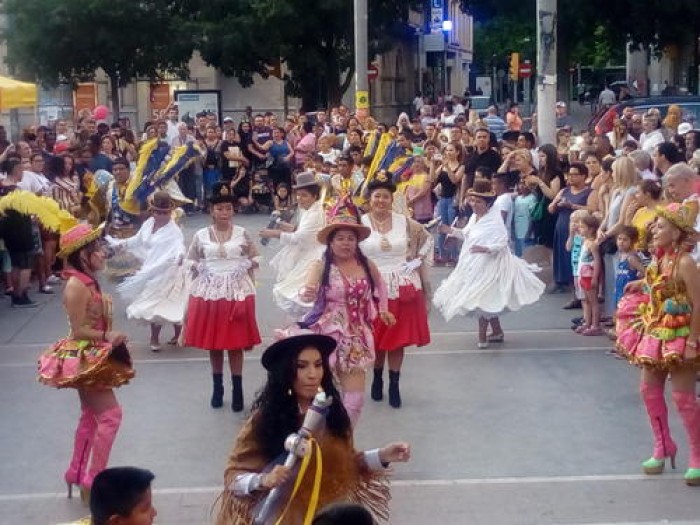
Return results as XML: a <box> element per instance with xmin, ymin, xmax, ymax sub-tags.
<box><xmin>368</xmin><ymin>64</ymin><xmax>379</xmax><ymax>82</ymax></box>
<box><xmin>519</xmin><ymin>62</ymin><xmax>533</xmax><ymax>78</ymax></box>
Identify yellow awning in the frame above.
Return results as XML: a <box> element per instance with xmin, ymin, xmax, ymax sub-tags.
<box><xmin>0</xmin><ymin>76</ymin><xmax>37</xmax><ymax>111</ymax></box>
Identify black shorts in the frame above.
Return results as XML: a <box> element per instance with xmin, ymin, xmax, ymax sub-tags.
<box><xmin>9</xmin><ymin>250</ymin><xmax>33</xmax><ymax>270</ymax></box>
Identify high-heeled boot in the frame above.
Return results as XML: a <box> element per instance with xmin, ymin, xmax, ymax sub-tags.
<box><xmin>231</xmin><ymin>375</ymin><xmax>243</xmax><ymax>412</ymax></box>
<box><xmin>371</xmin><ymin>368</ymin><xmax>384</xmax><ymax>401</ymax></box>
<box><xmin>640</xmin><ymin>382</ymin><xmax>677</xmax><ymax>474</ymax></box>
<box><xmin>81</xmin><ymin>405</ymin><xmax>123</xmax><ymax>501</ymax></box>
<box><xmin>211</xmin><ymin>373</ymin><xmax>224</xmax><ymax>408</ymax></box>
<box><xmin>672</xmin><ymin>390</ymin><xmax>700</xmax><ymax>486</ymax></box>
<box><xmin>64</xmin><ymin>407</ymin><xmax>96</xmax><ymax>498</ymax></box>
<box><xmin>388</xmin><ymin>370</ymin><xmax>402</xmax><ymax>409</ymax></box>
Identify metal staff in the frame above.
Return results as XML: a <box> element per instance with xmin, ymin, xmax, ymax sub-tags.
<box><xmin>254</xmin><ymin>389</ymin><xmax>333</xmax><ymax>525</ymax></box>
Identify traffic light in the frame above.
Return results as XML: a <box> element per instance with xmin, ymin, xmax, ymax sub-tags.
<box><xmin>509</xmin><ymin>53</ymin><xmax>520</xmax><ymax>81</ymax></box>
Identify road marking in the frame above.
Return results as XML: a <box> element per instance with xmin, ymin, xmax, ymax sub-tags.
<box><xmin>0</xmin><ymin>473</ymin><xmax>684</xmax><ymax>502</ymax></box>
<box><xmin>0</xmin><ymin>345</ymin><xmax>611</xmax><ymax>369</ymax></box>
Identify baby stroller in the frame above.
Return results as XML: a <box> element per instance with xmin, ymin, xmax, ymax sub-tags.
<box><xmin>251</xmin><ymin>168</ymin><xmax>273</xmax><ymax>213</ymax></box>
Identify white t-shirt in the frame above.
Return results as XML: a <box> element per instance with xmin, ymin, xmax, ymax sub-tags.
<box><xmin>494</xmin><ymin>193</ymin><xmax>514</xmax><ymax>237</ymax></box>
<box><xmin>18</xmin><ymin>170</ymin><xmax>51</xmax><ymax>195</ymax></box>
<box><xmin>641</xmin><ymin>130</ymin><xmax>664</xmax><ymax>153</ymax></box>
<box><xmin>166</xmin><ymin>120</ymin><xmax>180</xmax><ymax>145</ymax></box>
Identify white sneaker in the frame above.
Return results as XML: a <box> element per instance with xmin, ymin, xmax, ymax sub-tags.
<box><xmin>47</xmin><ymin>275</ymin><xmax>61</xmax><ymax>285</ymax></box>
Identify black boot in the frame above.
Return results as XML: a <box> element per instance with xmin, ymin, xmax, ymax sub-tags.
<box><xmin>371</xmin><ymin>368</ymin><xmax>384</xmax><ymax>401</ymax></box>
<box><xmin>231</xmin><ymin>375</ymin><xmax>244</xmax><ymax>412</ymax></box>
<box><xmin>388</xmin><ymin>371</ymin><xmax>401</xmax><ymax>408</ymax></box>
<box><xmin>210</xmin><ymin>373</ymin><xmax>224</xmax><ymax>408</ymax></box>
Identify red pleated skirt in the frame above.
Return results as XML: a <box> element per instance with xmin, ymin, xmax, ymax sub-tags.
<box><xmin>373</xmin><ymin>285</ymin><xmax>430</xmax><ymax>352</ymax></box>
<box><xmin>184</xmin><ymin>295</ymin><xmax>261</xmax><ymax>351</ymax></box>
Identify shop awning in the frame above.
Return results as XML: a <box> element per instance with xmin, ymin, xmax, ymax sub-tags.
<box><xmin>0</xmin><ymin>76</ymin><xmax>37</xmax><ymax>110</ymax></box>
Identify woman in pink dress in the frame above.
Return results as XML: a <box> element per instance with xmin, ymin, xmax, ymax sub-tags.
<box><xmin>183</xmin><ymin>182</ymin><xmax>261</xmax><ymax>412</ymax></box>
<box><xmin>298</xmin><ymin>196</ymin><xmax>394</xmax><ymax>426</ymax></box>
<box><xmin>37</xmin><ymin>223</ymin><xmax>134</xmax><ymax>502</ymax></box>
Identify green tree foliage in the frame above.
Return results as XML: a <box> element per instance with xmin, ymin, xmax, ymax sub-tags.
<box><xmin>195</xmin><ymin>0</ymin><xmax>421</xmax><ymax>110</ymax></box>
<box><xmin>3</xmin><ymin>0</ymin><xmax>196</xmax><ymax>116</ymax></box>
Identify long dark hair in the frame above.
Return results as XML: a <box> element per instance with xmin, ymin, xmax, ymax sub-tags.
<box><xmin>538</xmin><ymin>144</ymin><xmax>562</xmax><ymax>184</ymax></box>
<box><xmin>252</xmin><ymin>345</ymin><xmax>351</xmax><ymax>460</ymax></box>
<box><xmin>299</xmin><ymin>228</ymin><xmax>376</xmax><ymax>328</ymax></box>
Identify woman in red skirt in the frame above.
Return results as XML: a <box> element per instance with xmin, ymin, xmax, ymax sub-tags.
<box><xmin>360</xmin><ymin>173</ymin><xmax>432</xmax><ymax>408</ymax></box>
<box><xmin>184</xmin><ymin>182</ymin><xmax>261</xmax><ymax>412</ymax></box>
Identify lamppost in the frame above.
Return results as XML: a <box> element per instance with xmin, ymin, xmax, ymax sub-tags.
<box><xmin>442</xmin><ymin>20</ymin><xmax>453</xmax><ymax>96</ymax></box>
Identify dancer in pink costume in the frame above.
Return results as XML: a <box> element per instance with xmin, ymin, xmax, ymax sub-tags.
<box><xmin>298</xmin><ymin>196</ymin><xmax>394</xmax><ymax>426</ymax></box>
<box><xmin>616</xmin><ymin>201</ymin><xmax>700</xmax><ymax>486</ymax></box>
<box><xmin>37</xmin><ymin>224</ymin><xmax>134</xmax><ymax>503</ymax></box>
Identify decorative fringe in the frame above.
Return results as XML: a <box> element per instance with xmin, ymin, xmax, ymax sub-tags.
<box><xmin>125</xmin><ymin>139</ymin><xmax>171</xmax><ymax>203</ymax></box>
<box><xmin>153</xmin><ymin>142</ymin><xmax>202</xmax><ymax>188</ymax></box>
<box><xmin>0</xmin><ymin>190</ymin><xmax>77</xmax><ymax>232</ymax></box>
<box><xmin>125</xmin><ymin>138</ymin><xmax>159</xmax><ymax>201</ymax></box>
<box><xmin>351</xmin><ymin>470</ymin><xmax>391</xmax><ymax>523</ymax></box>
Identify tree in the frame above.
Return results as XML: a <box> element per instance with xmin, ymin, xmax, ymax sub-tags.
<box><xmin>3</xmin><ymin>0</ymin><xmax>196</xmax><ymax>117</ymax></box>
<box><xmin>195</xmin><ymin>0</ymin><xmax>421</xmax><ymax>110</ymax></box>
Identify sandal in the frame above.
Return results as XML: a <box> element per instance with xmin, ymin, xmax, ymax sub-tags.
<box><xmin>582</xmin><ymin>327</ymin><xmax>604</xmax><ymax>336</ymax></box>
<box><xmin>575</xmin><ymin>325</ymin><xmax>589</xmax><ymax>334</ymax></box>
<box><xmin>167</xmin><ymin>336</ymin><xmax>179</xmax><ymax>346</ymax></box>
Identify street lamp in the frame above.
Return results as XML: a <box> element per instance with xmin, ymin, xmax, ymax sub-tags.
<box><xmin>442</xmin><ymin>20</ymin><xmax>452</xmax><ymax>96</ymax></box>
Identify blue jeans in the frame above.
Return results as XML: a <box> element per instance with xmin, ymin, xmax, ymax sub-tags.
<box><xmin>514</xmin><ymin>238</ymin><xmax>535</xmax><ymax>257</ymax></box>
<box><xmin>436</xmin><ymin>197</ymin><xmax>457</xmax><ymax>260</ymax></box>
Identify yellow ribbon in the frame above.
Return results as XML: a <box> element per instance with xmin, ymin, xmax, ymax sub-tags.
<box><xmin>274</xmin><ymin>437</ymin><xmax>323</xmax><ymax>525</ymax></box>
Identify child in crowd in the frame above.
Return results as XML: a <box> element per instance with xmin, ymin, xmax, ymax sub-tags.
<box><xmin>567</xmin><ymin>210</ymin><xmax>589</xmax><ymax>318</ymax></box>
<box><xmin>90</xmin><ymin>467</ymin><xmax>156</xmax><ymax>525</ymax></box>
<box><xmin>614</xmin><ymin>226</ymin><xmax>643</xmax><ymax>311</ymax></box>
<box><xmin>513</xmin><ymin>181</ymin><xmax>537</xmax><ymax>257</ymax></box>
<box><xmin>273</xmin><ymin>182</ymin><xmax>295</xmax><ymax>221</ymax></box>
<box><xmin>576</xmin><ymin>214</ymin><xmax>603</xmax><ymax>336</ymax></box>
<box><xmin>251</xmin><ymin>168</ymin><xmax>273</xmax><ymax>212</ymax></box>
<box><xmin>492</xmin><ymin>172</ymin><xmax>516</xmax><ymax>244</ymax></box>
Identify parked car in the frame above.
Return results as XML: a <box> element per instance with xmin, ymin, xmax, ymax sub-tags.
<box><xmin>589</xmin><ymin>96</ymin><xmax>700</xmax><ymax>135</ymax></box>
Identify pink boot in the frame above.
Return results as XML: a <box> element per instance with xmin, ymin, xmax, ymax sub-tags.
<box><xmin>640</xmin><ymin>382</ymin><xmax>677</xmax><ymax>474</ymax></box>
<box><xmin>82</xmin><ymin>405</ymin><xmax>123</xmax><ymax>490</ymax></box>
<box><xmin>672</xmin><ymin>390</ymin><xmax>700</xmax><ymax>486</ymax></box>
<box><xmin>64</xmin><ymin>407</ymin><xmax>97</xmax><ymax>498</ymax></box>
<box><xmin>342</xmin><ymin>391</ymin><xmax>365</xmax><ymax>427</ymax></box>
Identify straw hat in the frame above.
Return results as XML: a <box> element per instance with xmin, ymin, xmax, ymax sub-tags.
<box><xmin>317</xmin><ymin>195</ymin><xmax>371</xmax><ymax>244</ymax></box>
<box><xmin>466</xmin><ymin>178</ymin><xmax>496</xmax><ymax>200</ymax></box>
<box><xmin>57</xmin><ymin>223</ymin><xmax>105</xmax><ymax>258</ymax></box>
<box><xmin>656</xmin><ymin>200</ymin><xmax>699</xmax><ymax>235</ymax></box>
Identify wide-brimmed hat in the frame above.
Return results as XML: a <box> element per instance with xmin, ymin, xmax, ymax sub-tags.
<box><xmin>261</xmin><ymin>331</ymin><xmax>337</xmax><ymax>371</ymax></box>
<box><xmin>466</xmin><ymin>178</ymin><xmax>496</xmax><ymax>200</ymax></box>
<box><xmin>366</xmin><ymin>171</ymin><xmax>396</xmax><ymax>195</ymax></box>
<box><xmin>292</xmin><ymin>171</ymin><xmax>321</xmax><ymax>190</ymax></box>
<box><xmin>148</xmin><ymin>190</ymin><xmax>174</xmax><ymax>212</ymax></box>
<box><xmin>317</xmin><ymin>195</ymin><xmax>371</xmax><ymax>244</ymax></box>
<box><xmin>57</xmin><ymin>223</ymin><xmax>105</xmax><ymax>258</ymax></box>
<box><xmin>656</xmin><ymin>200</ymin><xmax>699</xmax><ymax>235</ymax></box>
<box><xmin>209</xmin><ymin>181</ymin><xmax>237</xmax><ymax>205</ymax></box>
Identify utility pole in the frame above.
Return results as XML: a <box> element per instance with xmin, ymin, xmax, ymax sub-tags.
<box><xmin>354</xmin><ymin>0</ymin><xmax>370</xmax><ymax>118</ymax></box>
<box><xmin>536</xmin><ymin>0</ymin><xmax>557</xmax><ymax>145</ymax></box>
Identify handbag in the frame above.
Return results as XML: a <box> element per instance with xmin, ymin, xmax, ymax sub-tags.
<box><xmin>530</xmin><ymin>195</ymin><xmax>546</xmax><ymax>222</ymax></box>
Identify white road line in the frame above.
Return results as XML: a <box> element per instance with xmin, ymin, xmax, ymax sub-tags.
<box><xmin>0</xmin><ymin>346</ymin><xmax>611</xmax><ymax>369</ymax></box>
<box><xmin>0</xmin><ymin>473</ymin><xmax>683</xmax><ymax>502</ymax></box>
<box><xmin>0</xmin><ymin>328</ymin><xmax>586</xmax><ymax>349</ymax></box>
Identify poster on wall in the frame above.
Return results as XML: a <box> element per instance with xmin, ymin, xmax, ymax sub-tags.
<box><xmin>174</xmin><ymin>90</ymin><xmax>222</xmax><ymax>126</ymax></box>
<box><xmin>73</xmin><ymin>83</ymin><xmax>97</xmax><ymax>120</ymax></box>
<box><xmin>150</xmin><ymin>84</ymin><xmax>172</xmax><ymax>119</ymax></box>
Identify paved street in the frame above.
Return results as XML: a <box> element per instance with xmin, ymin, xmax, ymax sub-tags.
<box><xmin>1</xmin><ymin>213</ymin><xmax>699</xmax><ymax>525</ymax></box>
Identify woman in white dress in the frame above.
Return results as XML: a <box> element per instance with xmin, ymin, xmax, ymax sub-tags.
<box><xmin>433</xmin><ymin>179</ymin><xmax>545</xmax><ymax>348</ymax></box>
<box><xmin>360</xmin><ymin>174</ymin><xmax>432</xmax><ymax>409</ymax></box>
<box><xmin>107</xmin><ymin>191</ymin><xmax>187</xmax><ymax>351</ymax></box>
<box><xmin>258</xmin><ymin>171</ymin><xmax>325</xmax><ymax>319</ymax></box>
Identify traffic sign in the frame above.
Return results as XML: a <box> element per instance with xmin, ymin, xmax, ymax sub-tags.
<box><xmin>368</xmin><ymin>64</ymin><xmax>379</xmax><ymax>82</ymax></box>
<box><xmin>519</xmin><ymin>62</ymin><xmax>533</xmax><ymax>78</ymax></box>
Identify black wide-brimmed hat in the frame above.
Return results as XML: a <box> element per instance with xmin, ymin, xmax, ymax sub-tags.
<box><xmin>209</xmin><ymin>181</ymin><xmax>237</xmax><ymax>205</ymax></box>
<box><xmin>261</xmin><ymin>331</ymin><xmax>337</xmax><ymax>371</ymax></box>
<box><xmin>366</xmin><ymin>171</ymin><xmax>396</xmax><ymax>195</ymax></box>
